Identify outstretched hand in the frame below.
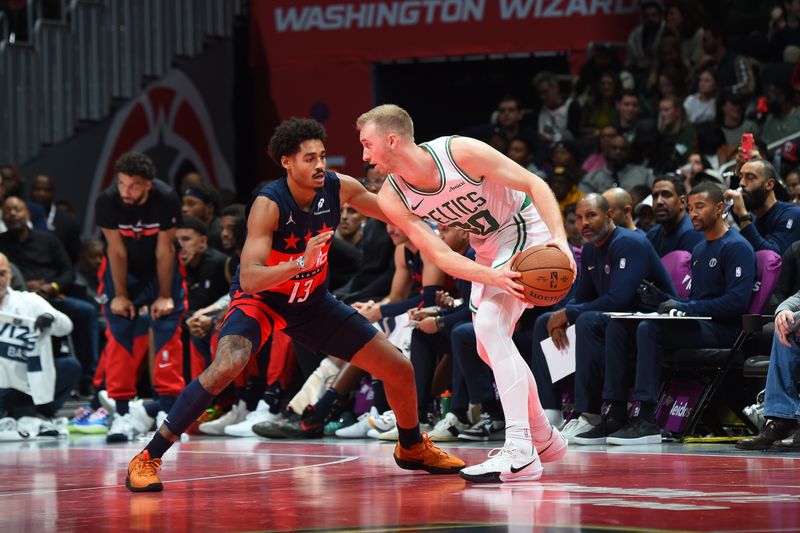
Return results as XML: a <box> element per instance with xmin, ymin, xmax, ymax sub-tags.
<box><xmin>491</xmin><ymin>260</ymin><xmax>526</xmax><ymax>302</ymax></box>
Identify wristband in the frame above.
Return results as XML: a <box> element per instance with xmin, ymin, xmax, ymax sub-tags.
<box><xmin>435</xmin><ymin>316</ymin><xmax>445</xmax><ymax>332</ymax></box>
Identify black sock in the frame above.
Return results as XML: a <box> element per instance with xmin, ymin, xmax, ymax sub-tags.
<box><xmin>397</xmin><ymin>424</ymin><xmax>423</xmax><ymax>449</ymax></box>
<box><xmin>638</xmin><ymin>402</ymin><xmax>657</xmax><ymax>423</ymax></box>
<box><xmin>116</xmin><ymin>399</ymin><xmax>129</xmax><ymax>416</ymax></box>
<box><xmin>313</xmin><ymin>388</ymin><xmax>340</xmax><ymax>420</ymax></box>
<box><xmin>143</xmin><ymin>399</ymin><xmax>161</xmax><ymax>418</ymax></box>
<box><xmin>145</xmin><ymin>431</ymin><xmax>173</xmax><ymax>460</ymax></box>
<box><xmin>161</xmin><ymin>379</ymin><xmax>214</xmax><ymax>435</ymax></box>
<box><xmin>482</xmin><ymin>399</ymin><xmax>503</xmax><ymax>420</ymax></box>
<box><xmin>608</xmin><ymin>401</ymin><xmax>627</xmax><ymax>421</ymax></box>
<box><xmin>451</xmin><ymin>408</ymin><xmax>470</xmax><ymax>425</ymax></box>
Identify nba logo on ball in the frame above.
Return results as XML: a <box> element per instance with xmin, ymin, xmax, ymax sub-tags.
<box><xmin>511</xmin><ymin>245</ymin><xmax>574</xmax><ymax>306</ymax></box>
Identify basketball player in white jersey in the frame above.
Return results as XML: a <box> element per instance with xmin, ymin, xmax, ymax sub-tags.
<box><xmin>357</xmin><ymin>104</ymin><xmax>574</xmax><ymax>483</ymax></box>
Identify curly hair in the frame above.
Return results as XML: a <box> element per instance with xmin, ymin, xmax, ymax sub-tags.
<box><xmin>267</xmin><ymin>118</ymin><xmax>326</xmax><ymax>163</ymax></box>
<box><xmin>114</xmin><ymin>152</ymin><xmax>156</xmax><ymax>181</ymax></box>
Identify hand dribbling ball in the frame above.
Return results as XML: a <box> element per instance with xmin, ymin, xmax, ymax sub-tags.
<box><xmin>510</xmin><ymin>245</ymin><xmax>573</xmax><ymax>306</ymax></box>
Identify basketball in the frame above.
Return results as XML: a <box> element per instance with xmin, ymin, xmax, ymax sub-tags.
<box><xmin>511</xmin><ymin>245</ymin><xmax>573</xmax><ymax>306</ymax></box>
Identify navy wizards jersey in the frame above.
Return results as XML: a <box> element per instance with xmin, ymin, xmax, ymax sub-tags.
<box><xmin>230</xmin><ymin>172</ymin><xmax>341</xmax><ymax>319</ymax></box>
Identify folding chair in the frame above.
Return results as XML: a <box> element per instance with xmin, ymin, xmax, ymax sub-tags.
<box><xmin>658</xmin><ymin>250</ymin><xmax>782</xmax><ymax>439</ymax></box>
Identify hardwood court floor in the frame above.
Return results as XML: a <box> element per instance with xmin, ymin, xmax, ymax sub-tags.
<box><xmin>1</xmin><ymin>435</ymin><xmax>799</xmax><ymax>532</ymax></box>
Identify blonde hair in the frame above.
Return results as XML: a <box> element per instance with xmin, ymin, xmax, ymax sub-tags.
<box><xmin>356</xmin><ymin>104</ymin><xmax>414</xmax><ymax>141</ymax></box>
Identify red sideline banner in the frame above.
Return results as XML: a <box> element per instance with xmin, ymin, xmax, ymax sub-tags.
<box><xmin>251</xmin><ymin>0</ymin><xmax>640</xmax><ymax>175</ymax></box>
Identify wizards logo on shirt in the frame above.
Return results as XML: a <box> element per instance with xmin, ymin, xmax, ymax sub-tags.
<box><xmin>0</xmin><ymin>322</ymin><xmax>35</xmax><ymax>362</ymax></box>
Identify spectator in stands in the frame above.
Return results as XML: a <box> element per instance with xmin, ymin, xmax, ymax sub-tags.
<box><xmin>684</xmin><ymin>67</ymin><xmax>719</xmax><ymax>124</ymax></box>
<box><xmin>179</xmin><ymin>171</ymin><xmax>204</xmax><ymax>195</ymax></box>
<box><xmin>0</xmin><ymin>196</ymin><xmax>98</xmax><ymax>400</ymax></box>
<box><xmin>0</xmin><ymin>165</ymin><xmax>46</xmax><ymax>230</ymax></box>
<box><xmin>726</xmin><ymin>158</ymin><xmax>800</xmax><ymax>254</ymax></box>
<box><xmin>176</xmin><ymin>217</ymin><xmax>228</xmax><ymax>379</ymax></box>
<box><xmin>582</xmin><ymin>125</ymin><xmax>617</xmax><ymax>175</ymax></box>
<box><xmin>717</xmin><ymin>91</ymin><xmax>760</xmax><ymax>147</ymax></box>
<box><xmin>333</xmin><ymin>166</ymin><xmax>395</xmax><ymax>304</ymax></box>
<box><xmin>625</xmin><ymin>1</ymin><xmax>666</xmax><ymax>83</ymax></box>
<box><xmin>736</xmin><ymin>287</ymin><xmax>800</xmax><ymax>451</ymax></box>
<box><xmin>579</xmin><ymin>71</ymin><xmax>620</xmax><ymax>139</ymax></box>
<box><xmin>770</xmin><ymin>240</ymin><xmax>800</xmax><ymax>312</ymax></box>
<box><xmin>0</xmin><ymin>252</ymin><xmax>79</xmax><ymax>435</ymax></box>
<box><xmin>761</xmin><ymin>81</ymin><xmax>800</xmax><ymax>145</ymax></box>
<box><xmin>219</xmin><ymin>204</ymin><xmax>245</xmax><ymax>281</ymax></box>
<box><xmin>574</xmin><ymin>182</ymin><xmax>755</xmax><ymax>446</ymax></box>
<box><xmin>646</xmin><ymin>35</ymin><xmax>690</xmax><ymax>101</ymax></box>
<box><xmin>95</xmin><ymin>151</ymin><xmax>185</xmax><ymax>443</ymax></box>
<box><xmin>652</xmin><ymin>96</ymin><xmax>697</xmax><ymax>173</ymax></box>
<box><xmin>602</xmin><ymin>187</ymin><xmax>640</xmax><ymax>232</ymax></box>
<box><xmin>361</xmin><ymin>164</ymin><xmax>385</xmax><ymax>195</ymax></box>
<box><xmin>507</xmin><ymin>137</ymin><xmax>542</xmax><ymax>174</ymax></box>
<box><xmin>665</xmin><ymin>1</ymin><xmax>705</xmax><ymax>67</ymax></box>
<box><xmin>531</xmin><ymin>71</ymin><xmax>581</xmax><ymax>148</ymax></box>
<box><xmin>769</xmin><ymin>0</ymin><xmax>800</xmax><ymax>62</ymax></box>
<box><xmin>563</xmin><ymin>203</ymin><xmax>585</xmax><ymax>259</ymax></box>
<box><xmin>634</xmin><ymin>195</ymin><xmax>658</xmax><ymax>232</ymax></box>
<box><xmin>575</xmin><ymin>44</ymin><xmax>623</xmax><ymax>99</ymax></box>
<box><xmin>181</xmin><ymin>183</ymin><xmax>223</xmax><ymax>251</ymax></box>
<box><xmin>695</xmin><ymin>25</ymin><xmax>755</xmax><ymax>98</ymax></box>
<box><xmin>351</xmin><ymin>223</ymin><xmax>446</xmax><ymax>326</ymax></box>
<box><xmin>647</xmin><ymin>173</ymin><xmax>704</xmax><ymax>257</ymax></box>
<box><xmin>550</xmin><ymin>141</ymin><xmax>583</xmax><ymax>181</ymax></box>
<box><xmin>29</xmin><ymin>174</ymin><xmax>82</xmax><ymax>263</ymax></box>
<box><xmin>533</xmin><ymin>193</ymin><xmax>676</xmax><ymax>443</ymax></box>
<box><xmin>72</xmin><ymin>238</ymin><xmax>104</xmax><ymax>309</ymax></box>
<box><xmin>547</xmin><ymin>167</ymin><xmax>583</xmax><ymax>214</ymax></box>
<box><xmin>579</xmin><ymin>134</ymin><xmax>654</xmax><ymax>194</ymax></box>
<box><xmin>329</xmin><ymin>203</ymin><xmax>364</xmax><ymax>292</ymax></box>
<box><xmin>407</xmin><ymin>224</ymin><xmax>474</xmax><ymax>434</ymax></box>
<box><xmin>613</xmin><ymin>90</ymin><xmax>656</xmax><ymax>158</ymax></box>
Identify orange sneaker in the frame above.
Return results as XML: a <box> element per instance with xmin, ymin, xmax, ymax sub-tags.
<box><xmin>393</xmin><ymin>433</ymin><xmax>465</xmax><ymax>474</ymax></box>
<box><xmin>126</xmin><ymin>451</ymin><xmax>163</xmax><ymax>492</ymax></box>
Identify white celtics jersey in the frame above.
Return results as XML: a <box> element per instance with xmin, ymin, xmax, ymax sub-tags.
<box><xmin>386</xmin><ymin>136</ymin><xmax>549</xmax><ymax>263</ymax></box>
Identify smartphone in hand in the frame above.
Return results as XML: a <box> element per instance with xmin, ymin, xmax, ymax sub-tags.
<box><xmin>741</xmin><ymin>133</ymin><xmax>754</xmax><ymax>161</ymax></box>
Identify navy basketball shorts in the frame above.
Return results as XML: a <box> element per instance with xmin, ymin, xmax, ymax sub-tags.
<box><xmin>218</xmin><ymin>292</ymin><xmax>377</xmax><ymax>361</ymax></box>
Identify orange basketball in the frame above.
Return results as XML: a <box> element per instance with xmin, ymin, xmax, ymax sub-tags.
<box><xmin>511</xmin><ymin>245</ymin><xmax>573</xmax><ymax>306</ymax></box>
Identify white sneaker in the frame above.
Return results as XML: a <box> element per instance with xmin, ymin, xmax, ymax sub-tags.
<box><xmin>156</xmin><ymin>410</ymin><xmax>167</xmax><ymax>430</ymax></box>
<box><xmin>198</xmin><ymin>400</ymin><xmax>248</xmax><ymax>435</ymax></box>
<box><xmin>106</xmin><ymin>413</ymin><xmax>136</xmax><ymax>443</ymax></box>
<box><xmin>460</xmin><ymin>441</ymin><xmax>543</xmax><ymax>483</ymax></box>
<box><xmin>533</xmin><ymin>425</ymin><xmax>568</xmax><ymax>463</ymax></box>
<box><xmin>368</xmin><ymin>410</ymin><xmax>396</xmax><ymax>433</ymax></box>
<box><xmin>98</xmin><ymin>390</ymin><xmax>117</xmax><ymax>414</ymax></box>
<box><xmin>428</xmin><ymin>412</ymin><xmax>469</xmax><ymax>442</ymax></box>
<box><xmin>0</xmin><ymin>417</ymin><xmax>30</xmax><ymax>441</ymax></box>
<box><xmin>38</xmin><ymin>418</ymin><xmax>68</xmax><ymax>438</ymax></box>
<box><xmin>560</xmin><ymin>415</ymin><xmax>597</xmax><ymax>443</ymax></box>
<box><xmin>367</xmin><ymin>428</ymin><xmax>381</xmax><ymax>439</ymax></box>
<box><xmin>225</xmin><ymin>400</ymin><xmax>281</xmax><ymax>437</ymax></box>
<box><xmin>377</xmin><ymin>421</ymin><xmax>432</xmax><ymax>441</ymax></box>
<box><xmin>544</xmin><ymin>409</ymin><xmax>565</xmax><ymax>430</ymax></box>
<box><xmin>129</xmin><ymin>400</ymin><xmax>155</xmax><ymax>433</ymax></box>
<box><xmin>336</xmin><ymin>407</ymin><xmax>377</xmax><ymax>438</ymax></box>
<box><xmin>16</xmin><ymin>416</ymin><xmax>43</xmax><ymax>437</ymax></box>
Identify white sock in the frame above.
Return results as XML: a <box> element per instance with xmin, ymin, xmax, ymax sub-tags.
<box><xmin>505</xmin><ymin>422</ymin><xmax>533</xmax><ymax>458</ymax></box>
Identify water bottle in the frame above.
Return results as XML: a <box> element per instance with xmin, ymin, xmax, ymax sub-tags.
<box><xmin>723</xmin><ymin>187</ymin><xmax>742</xmax><ymax>217</ymax></box>
<box><xmin>439</xmin><ymin>390</ymin><xmax>451</xmax><ymax>417</ymax></box>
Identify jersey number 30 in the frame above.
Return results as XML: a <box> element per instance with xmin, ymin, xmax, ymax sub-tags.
<box><xmin>288</xmin><ymin>279</ymin><xmax>313</xmax><ymax>303</ymax></box>
<box><xmin>450</xmin><ymin>210</ymin><xmax>499</xmax><ymax>236</ymax></box>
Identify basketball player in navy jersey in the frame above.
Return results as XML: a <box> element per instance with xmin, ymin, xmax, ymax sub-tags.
<box><xmin>125</xmin><ymin>118</ymin><xmax>465</xmax><ymax>492</ymax></box>
<box><xmin>357</xmin><ymin>104</ymin><xmax>572</xmax><ymax>483</ymax></box>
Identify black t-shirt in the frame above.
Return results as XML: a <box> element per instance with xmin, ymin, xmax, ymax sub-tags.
<box><xmin>184</xmin><ymin>248</ymin><xmax>229</xmax><ymax>313</ymax></box>
<box><xmin>95</xmin><ymin>179</ymin><xmax>180</xmax><ymax>278</ymax></box>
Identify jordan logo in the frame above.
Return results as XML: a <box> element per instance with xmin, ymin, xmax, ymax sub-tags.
<box><xmin>287</xmin><ymin>213</ymin><xmax>295</xmax><ymax>225</ymax></box>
